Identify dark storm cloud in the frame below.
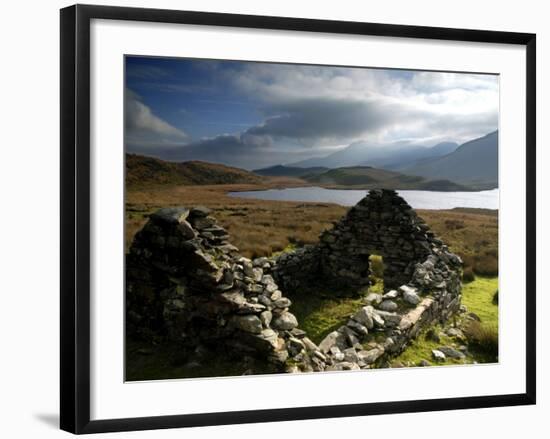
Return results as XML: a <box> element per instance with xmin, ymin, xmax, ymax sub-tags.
<box><xmin>246</xmin><ymin>97</ymin><xmax>423</xmax><ymax>145</ymax></box>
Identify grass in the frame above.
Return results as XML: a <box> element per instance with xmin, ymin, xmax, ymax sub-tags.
<box><xmin>126</xmin><ymin>184</ymin><xmax>498</xmax><ymax>267</ymax></box>
<box><xmin>390</xmin><ymin>276</ymin><xmax>498</xmax><ymax>367</ymax></box>
<box><xmin>285</xmin><ymin>292</ymin><xmax>365</xmax><ymax>344</ymax></box>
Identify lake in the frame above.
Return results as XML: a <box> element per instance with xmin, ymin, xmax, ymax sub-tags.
<box><xmin>228</xmin><ymin>187</ymin><xmax>499</xmax><ymax>210</ymax></box>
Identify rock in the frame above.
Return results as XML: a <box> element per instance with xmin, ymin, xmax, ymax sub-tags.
<box><xmin>261</xmin><ymin>274</ymin><xmax>275</xmax><ymax>285</ymax></box>
<box><xmin>425</xmin><ymin>328</ymin><xmax>441</xmax><ymax>343</ymax></box>
<box><xmin>378</xmin><ymin>300</ymin><xmax>398</xmax><ymax>312</ymax></box>
<box><xmin>432</xmin><ymin>349</ymin><xmax>446</xmax><ymax>362</ymax></box>
<box><xmin>271</xmin><ymin>312</ymin><xmax>298</xmax><ymax>330</ymax></box>
<box><xmin>260</xmin><ymin>310</ymin><xmax>272</xmax><ymax>327</ymax></box>
<box><xmin>382</xmin><ymin>290</ymin><xmax>399</xmax><ymax>300</ymax></box>
<box><xmin>467</xmin><ymin>312</ymin><xmax>481</xmax><ymax>322</ymax></box>
<box><xmin>302</xmin><ymin>337</ymin><xmax>318</xmax><ymax>352</ymax></box>
<box><xmin>364</xmin><ymin>293</ymin><xmax>383</xmax><ymax>306</ymax></box>
<box><xmin>352</xmin><ymin>306</ymin><xmax>375</xmax><ymax>329</ymax></box>
<box><xmin>357</xmin><ymin>347</ymin><xmax>384</xmax><ymax>364</ymax></box>
<box><xmin>150</xmin><ymin>207</ymin><xmax>190</xmax><ymax>224</ymax></box>
<box><xmin>287</xmin><ymin>337</ymin><xmax>305</xmax><ymax>356</ymax></box>
<box><xmin>176</xmin><ymin>220</ymin><xmax>197</xmax><ymax>239</ymax></box>
<box><xmin>319</xmin><ymin>330</ymin><xmax>347</xmax><ymax>353</ymax></box>
<box><xmin>402</xmin><ymin>287</ymin><xmax>421</xmax><ymax>305</ymax></box>
<box><xmin>190</xmin><ymin>206</ymin><xmax>211</xmax><ymax>217</ymax></box>
<box><xmin>346</xmin><ymin>319</ymin><xmax>369</xmax><ymax>337</ymax></box>
<box><xmin>273</xmin><ymin>297</ymin><xmax>292</xmax><ymax>309</ymax></box>
<box><xmin>343</xmin><ymin>348</ymin><xmax>360</xmax><ymax>363</ymax></box>
<box><xmin>418</xmin><ymin>359</ymin><xmax>431</xmax><ymax>367</ymax></box>
<box><xmin>232</xmin><ymin>315</ymin><xmax>263</xmax><ymax>334</ymax></box>
<box><xmin>446</xmin><ymin>327</ymin><xmax>464</xmax><ymax>339</ymax></box>
<box><xmin>375</xmin><ymin>310</ymin><xmax>401</xmax><ymax>327</ymax></box>
<box><xmin>438</xmin><ymin>346</ymin><xmax>466</xmax><ymax>359</ymax></box>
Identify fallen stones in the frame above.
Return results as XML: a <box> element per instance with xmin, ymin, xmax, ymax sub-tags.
<box><xmin>438</xmin><ymin>346</ymin><xmax>466</xmax><ymax>359</ymax></box>
<box><xmin>400</xmin><ymin>285</ymin><xmax>421</xmax><ymax>305</ymax></box>
<box><xmin>352</xmin><ymin>306</ymin><xmax>375</xmax><ymax>329</ymax></box>
<box><xmin>432</xmin><ymin>349</ymin><xmax>446</xmax><ymax>362</ymax></box>
<box><xmin>378</xmin><ymin>300</ymin><xmax>398</xmax><ymax>312</ymax></box>
<box><xmin>319</xmin><ymin>331</ymin><xmax>347</xmax><ymax>353</ymax></box>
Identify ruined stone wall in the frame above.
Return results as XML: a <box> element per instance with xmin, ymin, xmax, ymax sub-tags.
<box><xmin>126</xmin><ymin>190</ymin><xmax>463</xmax><ymax>374</ymax></box>
<box><xmin>126</xmin><ymin>207</ymin><xmax>327</xmax><ymax>373</ymax></box>
<box><xmin>273</xmin><ymin>189</ymin><xmax>450</xmax><ymax>293</ymax></box>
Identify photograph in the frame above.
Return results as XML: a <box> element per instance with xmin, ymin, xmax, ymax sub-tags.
<box><xmin>124</xmin><ymin>55</ymin><xmax>500</xmax><ymax>381</ymax></box>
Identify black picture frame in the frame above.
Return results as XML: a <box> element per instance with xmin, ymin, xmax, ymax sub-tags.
<box><xmin>60</xmin><ymin>4</ymin><xmax>536</xmax><ymax>434</ymax></box>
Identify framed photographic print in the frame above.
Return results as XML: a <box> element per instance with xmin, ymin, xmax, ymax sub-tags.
<box><xmin>60</xmin><ymin>4</ymin><xmax>536</xmax><ymax>434</ymax></box>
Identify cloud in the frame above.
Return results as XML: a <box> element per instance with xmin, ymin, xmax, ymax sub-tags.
<box><xmin>125</xmin><ymin>89</ymin><xmax>189</xmax><ymax>148</ymax></box>
<box><xmin>125</xmin><ymin>59</ymin><xmax>499</xmax><ymax>168</ymax></box>
<box><xmin>246</xmin><ymin>97</ymin><xmax>427</xmax><ymax>145</ymax></box>
<box><xmin>221</xmin><ymin>63</ymin><xmax>499</xmax><ymax>148</ymax></box>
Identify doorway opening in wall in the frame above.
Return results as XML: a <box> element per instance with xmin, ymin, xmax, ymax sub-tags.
<box><xmin>369</xmin><ymin>254</ymin><xmax>385</xmax><ymax>294</ymax></box>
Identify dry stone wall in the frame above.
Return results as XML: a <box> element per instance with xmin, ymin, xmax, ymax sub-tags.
<box><xmin>126</xmin><ymin>189</ymin><xmax>463</xmax><ymax>374</ymax></box>
<box><xmin>126</xmin><ymin>207</ymin><xmax>327</xmax><ymax>373</ymax></box>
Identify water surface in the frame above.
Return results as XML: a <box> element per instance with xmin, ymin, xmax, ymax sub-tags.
<box><xmin>228</xmin><ymin>187</ymin><xmax>499</xmax><ymax>210</ymax></box>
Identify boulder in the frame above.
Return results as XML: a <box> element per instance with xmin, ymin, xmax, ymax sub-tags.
<box><xmin>232</xmin><ymin>315</ymin><xmax>263</xmax><ymax>334</ymax></box>
<box><xmin>271</xmin><ymin>312</ymin><xmax>298</xmax><ymax>330</ymax></box>
<box><xmin>431</xmin><ymin>349</ymin><xmax>446</xmax><ymax>362</ymax></box>
<box><xmin>378</xmin><ymin>300</ymin><xmax>398</xmax><ymax>312</ymax></box>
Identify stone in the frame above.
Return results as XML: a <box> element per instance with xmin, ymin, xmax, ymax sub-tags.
<box><xmin>432</xmin><ymin>349</ymin><xmax>446</xmax><ymax>362</ymax></box>
<box><xmin>302</xmin><ymin>337</ymin><xmax>318</xmax><ymax>352</ymax></box>
<box><xmin>425</xmin><ymin>328</ymin><xmax>441</xmax><ymax>343</ymax></box>
<box><xmin>467</xmin><ymin>312</ymin><xmax>481</xmax><ymax>322</ymax></box>
<box><xmin>260</xmin><ymin>310</ymin><xmax>272</xmax><ymax>327</ymax></box>
<box><xmin>176</xmin><ymin>220</ymin><xmax>197</xmax><ymax>239</ymax></box>
<box><xmin>402</xmin><ymin>287</ymin><xmax>421</xmax><ymax>305</ymax></box>
<box><xmin>319</xmin><ymin>331</ymin><xmax>347</xmax><ymax>353</ymax></box>
<box><xmin>190</xmin><ymin>206</ymin><xmax>212</xmax><ymax>217</ymax></box>
<box><xmin>375</xmin><ymin>310</ymin><xmax>401</xmax><ymax>327</ymax></box>
<box><xmin>438</xmin><ymin>346</ymin><xmax>466</xmax><ymax>359</ymax></box>
<box><xmin>343</xmin><ymin>348</ymin><xmax>360</xmax><ymax>363</ymax></box>
<box><xmin>378</xmin><ymin>300</ymin><xmax>398</xmax><ymax>312</ymax></box>
<box><xmin>346</xmin><ymin>319</ymin><xmax>369</xmax><ymax>337</ymax></box>
<box><xmin>271</xmin><ymin>312</ymin><xmax>298</xmax><ymax>330</ymax></box>
<box><xmin>357</xmin><ymin>347</ymin><xmax>384</xmax><ymax>364</ymax></box>
<box><xmin>150</xmin><ymin>207</ymin><xmax>190</xmax><ymax>224</ymax></box>
<box><xmin>446</xmin><ymin>327</ymin><xmax>464</xmax><ymax>339</ymax></box>
<box><xmin>382</xmin><ymin>290</ymin><xmax>399</xmax><ymax>300</ymax></box>
<box><xmin>273</xmin><ymin>297</ymin><xmax>292</xmax><ymax>309</ymax></box>
<box><xmin>418</xmin><ymin>359</ymin><xmax>431</xmax><ymax>367</ymax></box>
<box><xmin>287</xmin><ymin>337</ymin><xmax>305</xmax><ymax>356</ymax></box>
<box><xmin>364</xmin><ymin>293</ymin><xmax>383</xmax><ymax>306</ymax></box>
<box><xmin>352</xmin><ymin>306</ymin><xmax>375</xmax><ymax>329</ymax></box>
<box><xmin>232</xmin><ymin>315</ymin><xmax>263</xmax><ymax>334</ymax></box>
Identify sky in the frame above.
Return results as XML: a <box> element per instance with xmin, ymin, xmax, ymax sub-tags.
<box><xmin>125</xmin><ymin>56</ymin><xmax>499</xmax><ymax>170</ymax></box>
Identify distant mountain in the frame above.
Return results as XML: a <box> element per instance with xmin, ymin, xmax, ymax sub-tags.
<box><xmin>291</xmin><ymin>141</ymin><xmax>459</xmax><ymax>169</ymax></box>
<box><xmin>126</xmin><ymin>153</ymin><xmax>264</xmax><ymax>188</ymax></box>
<box><xmin>400</xmin><ymin>131</ymin><xmax>498</xmax><ymax>188</ymax></box>
<box><xmin>253</xmin><ymin>164</ymin><xmax>329</xmax><ymax>178</ymax></box>
<box><xmin>303</xmin><ymin>166</ymin><xmax>469</xmax><ymax>191</ymax></box>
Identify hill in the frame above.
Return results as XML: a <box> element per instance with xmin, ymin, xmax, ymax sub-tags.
<box><xmin>292</xmin><ymin>141</ymin><xmax>459</xmax><ymax>169</ymax></box>
<box><xmin>401</xmin><ymin>131</ymin><xmax>498</xmax><ymax>188</ymax></box>
<box><xmin>303</xmin><ymin>166</ymin><xmax>469</xmax><ymax>191</ymax></box>
<box><xmin>126</xmin><ymin>153</ymin><xmax>265</xmax><ymax>188</ymax></box>
<box><xmin>253</xmin><ymin>164</ymin><xmax>328</xmax><ymax>178</ymax></box>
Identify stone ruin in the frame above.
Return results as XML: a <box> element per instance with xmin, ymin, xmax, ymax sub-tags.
<box><xmin>126</xmin><ymin>189</ymin><xmax>463</xmax><ymax>373</ymax></box>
